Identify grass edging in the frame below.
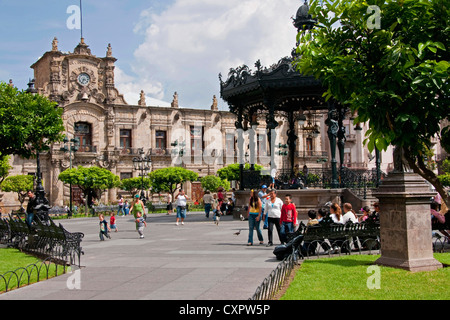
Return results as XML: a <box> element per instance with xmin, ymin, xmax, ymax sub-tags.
<box><xmin>278</xmin><ymin>254</ymin><xmax>449</xmax><ymax>300</ymax></box>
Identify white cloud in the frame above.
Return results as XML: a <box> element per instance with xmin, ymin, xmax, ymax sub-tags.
<box><xmin>119</xmin><ymin>0</ymin><xmax>300</xmax><ymax>109</ymax></box>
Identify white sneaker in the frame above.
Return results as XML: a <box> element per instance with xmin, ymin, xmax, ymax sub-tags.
<box><xmin>176</xmin><ymin>222</ymin><xmax>179</xmax><ymax>226</ymax></box>
<box><xmin>181</xmin><ymin>222</ymin><xmax>184</xmax><ymax>225</ymax></box>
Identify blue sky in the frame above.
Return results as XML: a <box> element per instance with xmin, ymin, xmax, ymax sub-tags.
<box><xmin>0</xmin><ymin>0</ymin><xmax>301</xmax><ymax>109</ymax></box>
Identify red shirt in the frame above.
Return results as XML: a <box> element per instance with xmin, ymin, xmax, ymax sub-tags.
<box><xmin>110</xmin><ymin>216</ymin><xmax>116</xmax><ymax>225</ymax></box>
<box><xmin>280</xmin><ymin>203</ymin><xmax>297</xmax><ymax>224</ymax></box>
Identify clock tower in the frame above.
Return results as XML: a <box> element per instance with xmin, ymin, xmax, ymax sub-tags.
<box><xmin>29</xmin><ymin>37</ymin><xmax>129</xmax><ymax>205</ymax></box>
<box><xmin>31</xmin><ymin>37</ymin><xmax>127</xmax><ymax>107</ymax></box>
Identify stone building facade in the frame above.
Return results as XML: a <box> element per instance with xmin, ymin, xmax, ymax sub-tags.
<box><xmin>2</xmin><ymin>37</ymin><xmax>419</xmax><ymax>211</ymax></box>
<box><xmin>2</xmin><ymin>38</ymin><xmax>242</xmax><ymax>209</ymax></box>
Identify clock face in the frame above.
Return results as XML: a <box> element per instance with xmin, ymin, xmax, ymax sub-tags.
<box><xmin>78</xmin><ymin>73</ymin><xmax>90</xmax><ymax>86</ymax></box>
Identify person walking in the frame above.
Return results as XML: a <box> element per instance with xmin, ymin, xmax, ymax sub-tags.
<box><xmin>264</xmin><ymin>189</ymin><xmax>283</xmax><ymax>246</ymax></box>
<box><xmin>130</xmin><ymin>194</ymin><xmax>146</xmax><ymax>219</ymax></box>
<box><xmin>110</xmin><ymin>212</ymin><xmax>118</xmax><ymax>232</ymax></box>
<box><xmin>25</xmin><ymin>190</ymin><xmax>36</xmax><ymax>227</ymax></box>
<box><xmin>247</xmin><ymin>190</ymin><xmax>264</xmax><ymax>246</ymax></box>
<box><xmin>124</xmin><ymin>200</ymin><xmax>130</xmax><ymax>216</ymax></box>
<box><xmin>135</xmin><ymin>212</ymin><xmax>147</xmax><ymax>239</ymax></box>
<box><xmin>166</xmin><ymin>192</ymin><xmax>173</xmax><ymax>215</ymax></box>
<box><xmin>203</xmin><ymin>190</ymin><xmax>213</xmax><ymax>218</ymax></box>
<box><xmin>99</xmin><ymin>214</ymin><xmax>111</xmax><ymax>241</ymax></box>
<box><xmin>117</xmin><ymin>196</ymin><xmax>125</xmax><ymax>216</ymax></box>
<box><xmin>175</xmin><ymin>189</ymin><xmax>189</xmax><ymax>226</ymax></box>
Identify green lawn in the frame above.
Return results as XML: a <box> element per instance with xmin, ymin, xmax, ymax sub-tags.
<box><xmin>281</xmin><ymin>254</ymin><xmax>450</xmax><ymax>300</ymax></box>
<box><xmin>0</xmin><ymin>248</ymin><xmax>68</xmax><ymax>293</ymax></box>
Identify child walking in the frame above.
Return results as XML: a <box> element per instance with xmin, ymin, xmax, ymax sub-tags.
<box><xmin>110</xmin><ymin>212</ymin><xmax>118</xmax><ymax>232</ymax></box>
<box><xmin>214</xmin><ymin>200</ymin><xmax>223</xmax><ymax>226</ymax></box>
<box><xmin>99</xmin><ymin>214</ymin><xmax>111</xmax><ymax>240</ymax></box>
<box><xmin>135</xmin><ymin>211</ymin><xmax>147</xmax><ymax>239</ymax></box>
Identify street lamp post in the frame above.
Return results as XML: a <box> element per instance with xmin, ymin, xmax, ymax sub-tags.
<box><xmin>60</xmin><ymin>136</ymin><xmax>80</xmax><ymax>217</ymax></box>
<box><xmin>132</xmin><ymin>149</ymin><xmax>152</xmax><ymax>204</ymax></box>
<box><xmin>26</xmin><ymin>79</ymin><xmax>51</xmax><ymax>223</ymax></box>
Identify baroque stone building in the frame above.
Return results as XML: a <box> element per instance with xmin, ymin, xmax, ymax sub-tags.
<box><xmin>3</xmin><ymin>38</ymin><xmax>245</xmax><ymax>208</ymax></box>
<box><xmin>1</xmin><ymin>37</ymin><xmax>409</xmax><ymax>211</ymax></box>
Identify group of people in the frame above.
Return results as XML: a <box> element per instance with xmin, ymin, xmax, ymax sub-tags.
<box><xmin>246</xmin><ymin>185</ymin><xmax>300</xmax><ymax>246</ymax></box>
<box><xmin>99</xmin><ymin>190</ymin><xmax>193</xmax><ymax>240</ymax></box>
<box><xmin>202</xmin><ymin>188</ymin><xmax>235</xmax><ymax>224</ymax></box>
<box><xmin>245</xmin><ymin>185</ymin><xmax>382</xmax><ymax>247</ymax></box>
<box><xmin>99</xmin><ymin>194</ymin><xmax>148</xmax><ymax>240</ymax></box>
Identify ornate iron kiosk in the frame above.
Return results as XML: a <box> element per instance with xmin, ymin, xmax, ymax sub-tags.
<box><xmin>220</xmin><ymin>1</ymin><xmax>352</xmax><ymax>190</ymax></box>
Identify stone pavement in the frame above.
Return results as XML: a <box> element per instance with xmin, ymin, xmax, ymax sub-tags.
<box><xmin>0</xmin><ymin>211</ymin><xmax>284</xmax><ymax>300</ymax></box>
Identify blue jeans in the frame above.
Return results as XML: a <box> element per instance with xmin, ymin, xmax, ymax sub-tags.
<box><xmin>177</xmin><ymin>206</ymin><xmax>186</xmax><ymax>219</ymax></box>
<box><xmin>248</xmin><ymin>214</ymin><xmax>263</xmax><ymax>244</ymax></box>
<box><xmin>117</xmin><ymin>205</ymin><xmax>125</xmax><ymax>216</ymax></box>
<box><xmin>26</xmin><ymin>212</ymin><xmax>34</xmax><ymax>227</ymax></box>
<box><xmin>204</xmin><ymin>203</ymin><xmax>211</xmax><ymax>217</ymax></box>
<box><xmin>280</xmin><ymin>222</ymin><xmax>294</xmax><ymax>243</ymax></box>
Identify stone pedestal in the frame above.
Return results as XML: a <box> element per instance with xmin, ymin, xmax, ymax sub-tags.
<box><xmin>373</xmin><ymin>172</ymin><xmax>442</xmax><ymax>272</ymax></box>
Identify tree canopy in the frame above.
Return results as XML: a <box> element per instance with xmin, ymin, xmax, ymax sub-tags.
<box><xmin>58</xmin><ymin>166</ymin><xmax>120</xmax><ymax>206</ymax></box>
<box><xmin>148</xmin><ymin>167</ymin><xmax>198</xmax><ymax>198</ymax></box>
<box><xmin>217</xmin><ymin>163</ymin><xmax>263</xmax><ymax>182</ymax></box>
<box><xmin>200</xmin><ymin>175</ymin><xmax>230</xmax><ymax>192</ymax></box>
<box><xmin>295</xmin><ymin>0</ymin><xmax>449</xmax><ymax>205</ymax></box>
<box><xmin>0</xmin><ymin>175</ymin><xmax>34</xmax><ymax>209</ymax></box>
<box><xmin>120</xmin><ymin>177</ymin><xmax>152</xmax><ymax>198</ymax></box>
<box><xmin>0</xmin><ymin>82</ymin><xmax>65</xmax><ymax>159</ymax></box>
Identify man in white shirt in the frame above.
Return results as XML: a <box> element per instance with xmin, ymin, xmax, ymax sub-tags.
<box><xmin>342</xmin><ymin>203</ymin><xmax>358</xmax><ymax>224</ymax></box>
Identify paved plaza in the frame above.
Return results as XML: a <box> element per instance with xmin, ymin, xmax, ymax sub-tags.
<box><xmin>0</xmin><ymin>212</ymin><xmax>284</xmax><ymax>300</ymax></box>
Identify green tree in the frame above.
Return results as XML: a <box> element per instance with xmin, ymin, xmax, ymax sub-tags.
<box><xmin>0</xmin><ymin>155</ymin><xmax>12</xmax><ymax>184</ymax></box>
<box><xmin>0</xmin><ymin>82</ymin><xmax>65</xmax><ymax>159</ymax></box>
<box><xmin>58</xmin><ymin>166</ymin><xmax>120</xmax><ymax>207</ymax></box>
<box><xmin>217</xmin><ymin>163</ymin><xmax>264</xmax><ymax>189</ymax></box>
<box><xmin>120</xmin><ymin>177</ymin><xmax>152</xmax><ymax>198</ymax></box>
<box><xmin>148</xmin><ymin>167</ymin><xmax>198</xmax><ymax>198</ymax></box>
<box><xmin>438</xmin><ymin>159</ymin><xmax>450</xmax><ymax>187</ymax></box>
<box><xmin>200</xmin><ymin>175</ymin><xmax>230</xmax><ymax>192</ymax></box>
<box><xmin>295</xmin><ymin>0</ymin><xmax>449</xmax><ymax>206</ymax></box>
<box><xmin>0</xmin><ymin>175</ymin><xmax>34</xmax><ymax>210</ymax></box>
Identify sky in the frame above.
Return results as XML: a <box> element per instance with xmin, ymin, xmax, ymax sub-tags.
<box><xmin>0</xmin><ymin>0</ymin><xmax>302</xmax><ymax>110</ymax></box>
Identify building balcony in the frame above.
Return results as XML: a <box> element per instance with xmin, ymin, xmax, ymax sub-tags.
<box><xmin>295</xmin><ymin>151</ymin><xmax>328</xmax><ymax>160</ymax></box>
<box><xmin>77</xmin><ymin>145</ymin><xmax>97</xmax><ymax>153</ymax></box>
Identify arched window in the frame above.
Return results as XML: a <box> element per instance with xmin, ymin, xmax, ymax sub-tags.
<box><xmin>74</xmin><ymin>122</ymin><xmax>93</xmax><ymax>152</ymax></box>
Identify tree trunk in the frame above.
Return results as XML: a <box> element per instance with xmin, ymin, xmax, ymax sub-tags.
<box><xmin>403</xmin><ymin>148</ymin><xmax>450</xmax><ymax>209</ymax></box>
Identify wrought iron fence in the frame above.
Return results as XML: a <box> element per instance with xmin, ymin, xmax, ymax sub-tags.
<box><xmin>250</xmin><ymin>252</ymin><xmax>299</xmax><ymax>300</ymax></box>
<box><xmin>271</xmin><ymin>167</ymin><xmax>385</xmax><ymax>194</ymax></box>
<box><xmin>0</xmin><ymin>257</ymin><xmax>69</xmax><ymax>293</ymax></box>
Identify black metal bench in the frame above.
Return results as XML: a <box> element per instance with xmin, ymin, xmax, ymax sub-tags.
<box><xmin>92</xmin><ymin>205</ymin><xmax>119</xmax><ymax>215</ymax></box>
<box><xmin>148</xmin><ymin>203</ymin><xmax>169</xmax><ymax>213</ymax></box>
<box><xmin>274</xmin><ymin>220</ymin><xmax>380</xmax><ymax>260</ymax></box>
<box><xmin>0</xmin><ymin>215</ymin><xmax>84</xmax><ymax>267</ymax></box>
<box><xmin>301</xmin><ymin>221</ymin><xmax>380</xmax><ymax>256</ymax></box>
<box><xmin>48</xmin><ymin>206</ymin><xmax>70</xmax><ymax>216</ymax></box>
<box><xmin>0</xmin><ymin>217</ymin><xmax>10</xmax><ymax>243</ymax></box>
